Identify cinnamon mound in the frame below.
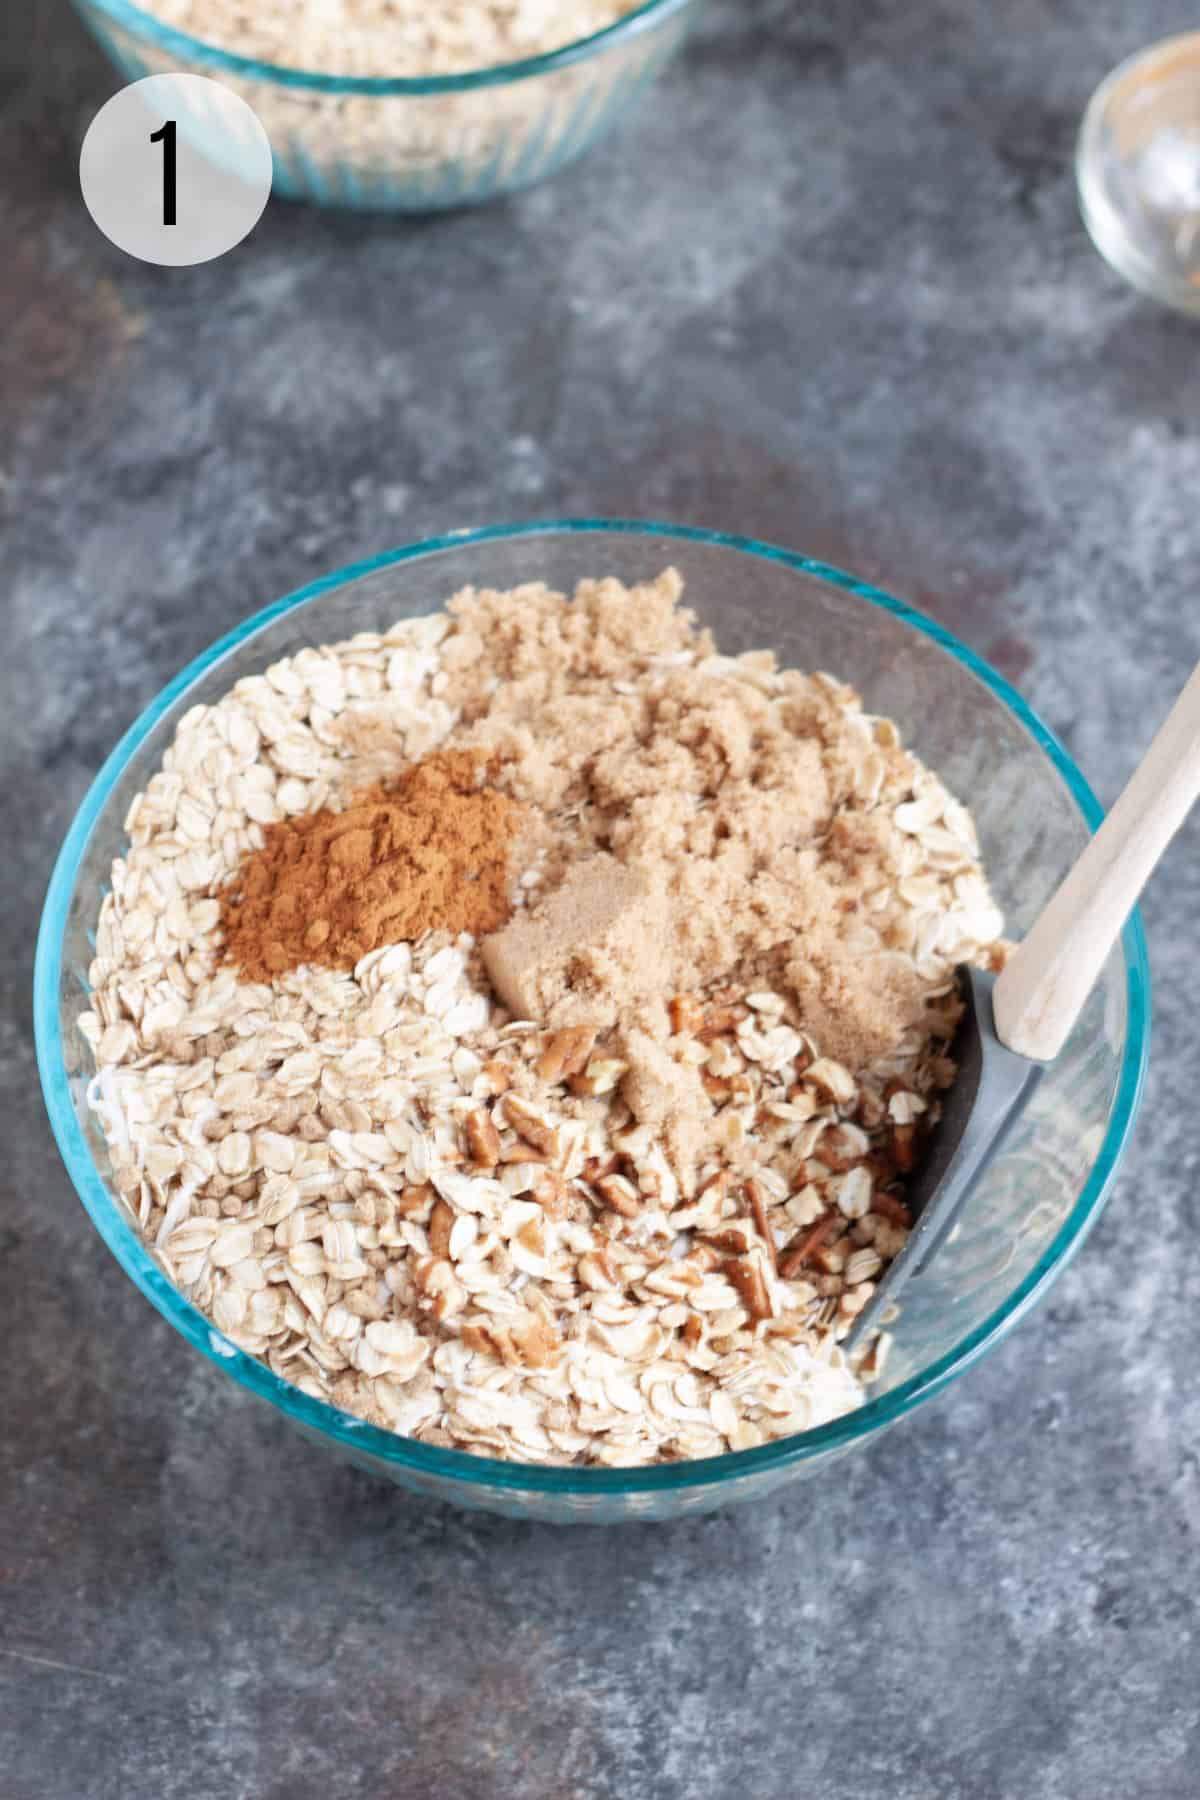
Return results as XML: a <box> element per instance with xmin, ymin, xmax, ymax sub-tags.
<box><xmin>220</xmin><ymin>749</ymin><xmax>522</xmax><ymax>982</ymax></box>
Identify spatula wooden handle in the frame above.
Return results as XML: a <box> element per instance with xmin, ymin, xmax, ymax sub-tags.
<box><xmin>993</xmin><ymin>659</ymin><xmax>1200</xmax><ymax>1062</ymax></box>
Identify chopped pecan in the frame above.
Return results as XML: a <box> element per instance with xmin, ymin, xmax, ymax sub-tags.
<box><xmin>428</xmin><ymin>1198</ymin><xmax>454</xmax><ymax>1259</ymax></box>
<box><xmin>535</xmin><ymin>1026</ymin><xmax>597</xmax><ymax>1083</ymax></box>
<box><xmin>744</xmin><ymin>1177</ymin><xmax>778</xmax><ymax>1271</ymax></box>
<box><xmin>701</xmin><ymin>1221</ymin><xmax>756</xmax><ymax>1256</ymax></box>
<box><xmin>396</xmin><ymin>1181</ymin><xmax>435</xmax><ymax>1219</ymax></box>
<box><xmin>778</xmin><ymin>1211</ymin><xmax>841</xmax><ymax>1279</ymax></box>
<box><xmin>695</xmin><ymin>1169</ymin><xmax>730</xmax><ymax>1208</ymax></box>
<box><xmin>698</xmin><ymin>1004</ymin><xmax>748</xmax><ymax>1042</ymax></box>
<box><xmin>481</xmin><ymin>1057</ymin><xmax>513</xmax><ymax>1095</ymax></box>
<box><xmin>594</xmin><ymin>1172</ymin><xmax>641</xmax><ymax>1218</ymax></box>
<box><xmin>891</xmin><ymin>1121</ymin><xmax>917</xmax><ymax>1172</ymax></box>
<box><xmin>498</xmin><ymin>1142</ymin><xmax>552</xmax><ymax>1165</ymax></box>
<box><xmin>502</xmin><ymin>1095</ymin><xmax>559</xmax><ymax>1158</ymax></box>
<box><xmin>872</xmin><ymin>1190</ymin><xmax>913</xmax><ymax>1228</ymax></box>
<box><xmin>464</xmin><ymin>1108</ymin><xmax>501</xmax><ymax>1168</ymax></box>
<box><xmin>460</xmin><ymin>1320</ymin><xmax>500</xmax><ymax>1359</ymax></box>
<box><xmin>687</xmin><ymin>1241</ymin><xmax>724</xmax><ymax>1274</ymax></box>
<box><xmin>511</xmin><ymin>1312</ymin><xmax>560</xmax><ymax>1369</ymax></box>
<box><xmin>413</xmin><ymin>1256</ymin><xmax>466</xmax><ymax>1321</ymax></box>
<box><xmin>568</xmin><ymin>1057</ymin><xmax>628</xmax><ymax>1097</ymax></box>
<box><xmin>723</xmin><ymin>1253</ymin><xmax>775</xmax><ymax>1321</ymax></box>
<box><xmin>669</xmin><ymin>993</ymin><xmax>705</xmax><ymax>1036</ymax></box>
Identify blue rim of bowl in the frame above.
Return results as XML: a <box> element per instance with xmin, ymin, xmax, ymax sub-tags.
<box><xmin>35</xmin><ymin>520</ymin><xmax>1151</xmax><ymax>1498</ymax></box>
<box><xmin>73</xmin><ymin>0</ymin><xmax>696</xmax><ymax>92</ymax></box>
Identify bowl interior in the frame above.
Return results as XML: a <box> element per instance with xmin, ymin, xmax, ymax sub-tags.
<box><xmin>37</xmin><ymin>523</ymin><xmax>1148</xmax><ymax>1512</ymax></box>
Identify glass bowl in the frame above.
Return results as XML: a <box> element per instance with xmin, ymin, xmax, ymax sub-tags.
<box><xmin>1077</xmin><ymin>30</ymin><xmax>1200</xmax><ymax>317</ymax></box>
<box><xmin>71</xmin><ymin>0</ymin><xmax>700</xmax><ymax>210</ymax></box>
<box><xmin>35</xmin><ymin>521</ymin><xmax>1150</xmax><ymax>1524</ymax></box>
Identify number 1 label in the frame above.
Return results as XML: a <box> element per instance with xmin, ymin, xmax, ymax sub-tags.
<box><xmin>81</xmin><ymin>75</ymin><xmax>271</xmax><ymax>265</ymax></box>
<box><xmin>150</xmin><ymin>119</ymin><xmax>177</xmax><ymax>226</ymax></box>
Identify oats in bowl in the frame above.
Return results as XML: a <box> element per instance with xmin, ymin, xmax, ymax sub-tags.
<box><xmin>80</xmin><ymin>570</ymin><xmax>1007</xmax><ymax>1468</ymax></box>
<box><xmin>141</xmin><ymin>0</ymin><xmax>646</xmax><ymax>77</ymax></box>
<box><xmin>75</xmin><ymin>0</ymin><xmax>699</xmax><ymax>209</ymax></box>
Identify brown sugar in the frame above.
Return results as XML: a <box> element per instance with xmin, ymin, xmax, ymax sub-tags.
<box><xmin>483</xmin><ymin>854</ymin><xmax>672</xmax><ymax>1026</ymax></box>
<box><xmin>219</xmin><ymin>749</ymin><xmax>523</xmax><ymax>982</ymax></box>
<box><xmin>446</xmin><ymin>573</ymin><xmax>937</xmax><ymax>1068</ymax></box>
<box><xmin>431</xmin><ymin>570</ymin><xmax>968</xmax><ymax>1181</ymax></box>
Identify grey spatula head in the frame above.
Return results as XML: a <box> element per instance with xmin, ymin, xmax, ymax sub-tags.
<box><xmin>842</xmin><ymin>968</ymin><xmax>1045</xmax><ymax>1352</ymax></box>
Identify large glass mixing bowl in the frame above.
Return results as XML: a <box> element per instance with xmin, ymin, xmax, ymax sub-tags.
<box><xmin>35</xmin><ymin>522</ymin><xmax>1149</xmax><ymax>1523</ymax></box>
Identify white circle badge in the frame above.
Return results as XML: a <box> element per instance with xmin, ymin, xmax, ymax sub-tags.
<box><xmin>80</xmin><ymin>74</ymin><xmax>273</xmax><ymax>267</ymax></box>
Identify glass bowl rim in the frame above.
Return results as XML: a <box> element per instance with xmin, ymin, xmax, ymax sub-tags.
<box><xmin>35</xmin><ymin>517</ymin><xmax>1151</xmax><ymax>1498</ymax></box>
<box><xmin>74</xmin><ymin>0</ymin><xmax>697</xmax><ymax>94</ymax></box>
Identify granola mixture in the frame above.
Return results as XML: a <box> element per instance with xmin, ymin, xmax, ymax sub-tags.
<box><xmin>141</xmin><ymin>0</ymin><xmax>642</xmax><ymax>76</ymax></box>
<box><xmin>81</xmin><ymin>572</ymin><xmax>1006</xmax><ymax>1466</ymax></box>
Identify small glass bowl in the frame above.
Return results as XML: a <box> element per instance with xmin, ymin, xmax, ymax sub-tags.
<box><xmin>70</xmin><ymin>0</ymin><xmax>700</xmax><ymax>210</ymax></box>
<box><xmin>1077</xmin><ymin>30</ymin><xmax>1200</xmax><ymax>316</ymax></box>
<box><xmin>35</xmin><ymin>522</ymin><xmax>1150</xmax><ymax>1524</ymax></box>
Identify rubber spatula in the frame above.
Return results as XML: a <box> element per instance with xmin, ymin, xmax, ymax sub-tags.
<box><xmin>844</xmin><ymin>658</ymin><xmax>1200</xmax><ymax>1352</ymax></box>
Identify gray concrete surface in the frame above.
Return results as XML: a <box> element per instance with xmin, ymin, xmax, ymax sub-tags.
<box><xmin>3</xmin><ymin>2</ymin><xmax>1200</xmax><ymax>1795</ymax></box>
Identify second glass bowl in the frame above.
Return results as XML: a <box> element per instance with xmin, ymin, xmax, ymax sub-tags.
<box><xmin>72</xmin><ymin>0</ymin><xmax>701</xmax><ymax>210</ymax></box>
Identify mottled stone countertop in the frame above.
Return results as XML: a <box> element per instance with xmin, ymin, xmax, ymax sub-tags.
<box><xmin>3</xmin><ymin>2</ymin><xmax>1200</xmax><ymax>1795</ymax></box>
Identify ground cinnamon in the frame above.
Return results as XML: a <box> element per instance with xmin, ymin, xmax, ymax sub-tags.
<box><xmin>220</xmin><ymin>749</ymin><xmax>522</xmax><ymax>982</ymax></box>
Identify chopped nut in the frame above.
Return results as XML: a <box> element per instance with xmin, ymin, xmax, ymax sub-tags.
<box><xmin>414</xmin><ymin>1256</ymin><xmax>467</xmax><ymax>1321</ymax></box>
<box><xmin>481</xmin><ymin>1057</ymin><xmax>513</xmax><ymax>1095</ymax></box>
<box><xmin>701</xmin><ymin>1221</ymin><xmax>756</xmax><ymax>1256</ymax></box>
<box><xmin>744</xmin><ymin>1177</ymin><xmax>777</xmax><ymax>1271</ymax></box>
<box><xmin>464</xmin><ymin>1108</ymin><xmax>501</xmax><ymax>1167</ymax></box>
<box><xmin>723</xmin><ymin>1252</ymin><xmax>775</xmax><ymax>1321</ymax></box>
<box><xmin>503</xmin><ymin>1094</ymin><xmax>560</xmax><ymax>1157</ymax></box>
<box><xmin>812</xmin><ymin>1239</ymin><xmax>847</xmax><ymax>1276</ymax></box>
<box><xmin>698</xmin><ymin>1004</ymin><xmax>748</xmax><ymax>1041</ymax></box>
<box><xmin>891</xmin><ymin>1121</ymin><xmax>917</xmax><ymax>1173</ymax></box>
<box><xmin>594</xmin><ymin>1172</ymin><xmax>641</xmax><ymax>1218</ymax></box>
<box><xmin>568</xmin><ymin>1057</ymin><xmax>628</xmax><ymax>1098</ymax></box>
<box><xmin>669</xmin><ymin>993</ymin><xmax>705</xmax><ymax>1036</ymax></box>
<box><xmin>778</xmin><ymin>1211</ymin><xmax>841</xmax><ymax>1279</ymax></box>
<box><xmin>871</xmin><ymin>1191</ymin><xmax>913</xmax><ymax>1228</ymax></box>
<box><xmin>498</xmin><ymin>1141</ymin><xmax>551</xmax><ymax>1164</ymax></box>
<box><xmin>428</xmin><ymin>1198</ymin><xmax>454</xmax><ymax>1258</ymax></box>
<box><xmin>397</xmin><ymin>1182</ymin><xmax>435</xmax><ymax>1220</ymax></box>
<box><xmin>535</xmin><ymin>1026</ymin><xmax>597</xmax><ymax>1082</ymax></box>
<box><xmin>512</xmin><ymin>1312</ymin><xmax>560</xmax><ymax>1369</ymax></box>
